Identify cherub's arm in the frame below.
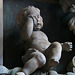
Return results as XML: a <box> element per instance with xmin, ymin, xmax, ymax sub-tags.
<box><xmin>21</xmin><ymin>17</ymin><xmax>33</xmax><ymax>41</ymax></box>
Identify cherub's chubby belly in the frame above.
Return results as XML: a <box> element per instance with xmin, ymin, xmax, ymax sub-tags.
<box><xmin>29</xmin><ymin>31</ymin><xmax>50</xmax><ymax>52</ymax></box>
<box><xmin>31</xmin><ymin>39</ymin><xmax>50</xmax><ymax>52</ymax></box>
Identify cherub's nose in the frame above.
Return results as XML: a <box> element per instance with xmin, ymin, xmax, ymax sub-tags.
<box><xmin>37</xmin><ymin>19</ymin><xmax>41</xmax><ymax>25</ymax></box>
<box><xmin>37</xmin><ymin>18</ymin><xmax>40</xmax><ymax>23</ymax></box>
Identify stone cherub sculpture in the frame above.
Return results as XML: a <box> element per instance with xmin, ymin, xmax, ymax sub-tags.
<box><xmin>68</xmin><ymin>4</ymin><xmax>75</xmax><ymax>73</ymax></box>
<box><xmin>60</xmin><ymin>1</ymin><xmax>75</xmax><ymax>73</ymax></box>
<box><xmin>59</xmin><ymin>0</ymin><xmax>75</xmax><ymax>34</ymax></box>
<box><xmin>16</xmin><ymin>6</ymin><xmax>72</xmax><ymax>75</ymax></box>
<box><xmin>68</xmin><ymin>4</ymin><xmax>75</xmax><ymax>34</ymax></box>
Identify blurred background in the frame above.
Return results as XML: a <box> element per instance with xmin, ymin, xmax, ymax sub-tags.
<box><xmin>3</xmin><ymin>0</ymin><xmax>75</xmax><ymax>74</ymax></box>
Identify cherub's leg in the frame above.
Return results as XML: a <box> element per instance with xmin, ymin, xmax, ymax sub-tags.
<box><xmin>41</xmin><ymin>42</ymin><xmax>62</xmax><ymax>72</ymax></box>
<box><xmin>16</xmin><ymin>49</ymin><xmax>46</xmax><ymax>75</ymax></box>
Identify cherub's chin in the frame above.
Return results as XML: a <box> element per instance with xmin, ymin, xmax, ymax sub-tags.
<box><xmin>34</xmin><ymin>27</ymin><xmax>40</xmax><ymax>31</ymax></box>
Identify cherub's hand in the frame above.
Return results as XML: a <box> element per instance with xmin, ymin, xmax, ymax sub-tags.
<box><xmin>68</xmin><ymin>16</ymin><xmax>75</xmax><ymax>34</ymax></box>
<box><xmin>62</xmin><ymin>42</ymin><xmax>72</xmax><ymax>52</ymax></box>
<box><xmin>33</xmin><ymin>15</ymin><xmax>43</xmax><ymax>31</ymax></box>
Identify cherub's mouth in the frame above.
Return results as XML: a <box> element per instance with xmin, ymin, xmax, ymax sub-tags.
<box><xmin>34</xmin><ymin>25</ymin><xmax>41</xmax><ymax>30</ymax></box>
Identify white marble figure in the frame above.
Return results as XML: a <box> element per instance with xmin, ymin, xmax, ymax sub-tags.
<box><xmin>16</xmin><ymin>6</ymin><xmax>72</xmax><ymax>75</ymax></box>
<box><xmin>68</xmin><ymin>4</ymin><xmax>75</xmax><ymax>34</ymax></box>
<box><xmin>59</xmin><ymin>0</ymin><xmax>75</xmax><ymax>34</ymax></box>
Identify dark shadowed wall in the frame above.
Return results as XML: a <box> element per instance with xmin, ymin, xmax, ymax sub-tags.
<box><xmin>3</xmin><ymin>0</ymin><xmax>75</xmax><ymax>73</ymax></box>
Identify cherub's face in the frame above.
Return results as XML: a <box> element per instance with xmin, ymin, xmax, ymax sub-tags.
<box><xmin>33</xmin><ymin>14</ymin><xmax>43</xmax><ymax>31</ymax></box>
<box><xmin>25</xmin><ymin>6</ymin><xmax>43</xmax><ymax>30</ymax></box>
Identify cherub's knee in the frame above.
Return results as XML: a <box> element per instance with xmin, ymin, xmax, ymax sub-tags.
<box><xmin>51</xmin><ymin>42</ymin><xmax>62</xmax><ymax>50</ymax></box>
<box><xmin>32</xmin><ymin>52</ymin><xmax>46</xmax><ymax>68</ymax></box>
<box><xmin>46</xmin><ymin>42</ymin><xmax>62</xmax><ymax>68</ymax></box>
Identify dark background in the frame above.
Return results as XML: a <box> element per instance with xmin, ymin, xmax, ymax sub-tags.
<box><xmin>3</xmin><ymin>0</ymin><xmax>75</xmax><ymax>74</ymax></box>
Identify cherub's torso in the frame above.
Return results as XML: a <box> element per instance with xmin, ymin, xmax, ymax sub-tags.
<box><xmin>28</xmin><ymin>31</ymin><xmax>50</xmax><ymax>53</ymax></box>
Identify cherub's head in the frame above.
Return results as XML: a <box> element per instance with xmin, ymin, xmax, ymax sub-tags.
<box><xmin>17</xmin><ymin>6</ymin><xmax>43</xmax><ymax>30</ymax></box>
